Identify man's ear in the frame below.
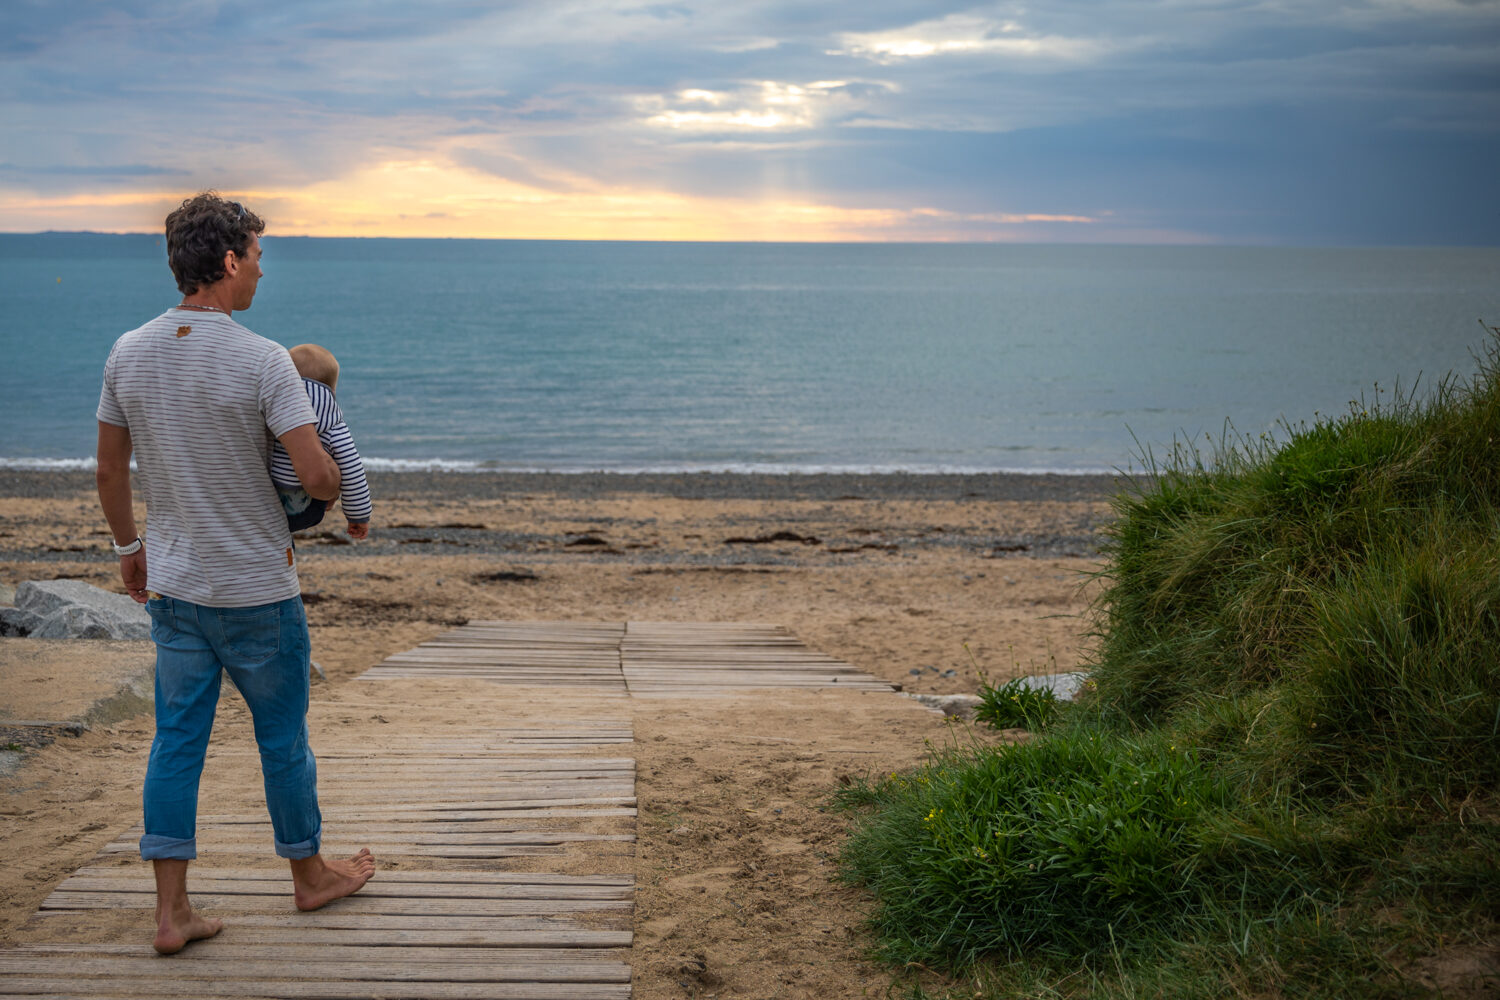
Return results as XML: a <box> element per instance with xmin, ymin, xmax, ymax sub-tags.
<box><xmin>225</xmin><ymin>250</ymin><xmax>238</xmax><ymax>275</ymax></box>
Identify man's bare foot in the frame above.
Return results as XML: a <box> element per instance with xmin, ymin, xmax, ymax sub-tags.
<box><xmin>291</xmin><ymin>848</ymin><xmax>376</xmax><ymax>911</ymax></box>
<box><xmin>153</xmin><ymin>907</ymin><xmax>223</xmax><ymax>955</ymax></box>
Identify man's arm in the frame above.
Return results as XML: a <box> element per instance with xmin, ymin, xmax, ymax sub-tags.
<box><xmin>96</xmin><ymin>421</ymin><xmax>148</xmax><ymax>603</ymax></box>
<box><xmin>278</xmin><ymin>423</ymin><xmax>341</xmax><ymax>500</ymax></box>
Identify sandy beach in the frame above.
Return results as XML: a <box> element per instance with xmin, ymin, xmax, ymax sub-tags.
<box><xmin>0</xmin><ymin>469</ymin><xmax>1117</xmax><ymax>997</ymax></box>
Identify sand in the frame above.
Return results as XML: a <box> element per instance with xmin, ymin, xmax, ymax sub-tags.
<box><xmin>0</xmin><ymin>470</ymin><xmax>1116</xmax><ymax>997</ymax></box>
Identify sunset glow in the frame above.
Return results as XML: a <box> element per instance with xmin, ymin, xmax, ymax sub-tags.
<box><xmin>1</xmin><ymin>157</ymin><xmax>1107</xmax><ymax>242</ymax></box>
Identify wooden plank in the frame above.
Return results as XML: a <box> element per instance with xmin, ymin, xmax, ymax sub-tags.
<box><xmin>0</xmin><ymin>955</ymin><xmax>632</xmax><ymax>984</ymax></box>
<box><xmin>68</xmin><ymin>927</ymin><xmax>631</xmax><ymax>948</ymax></box>
<box><xmin>42</xmin><ymin>892</ymin><xmax>632</xmax><ymax>915</ymax></box>
<box><xmin>68</xmin><ymin>868</ymin><xmax>632</xmax><ymax>886</ymax></box>
<box><xmin>94</xmin><ymin>844</ymin><xmax>604</xmax><ymax>859</ymax></box>
<box><xmin>0</xmin><ymin>979</ymin><xmax>630</xmax><ymax>999</ymax></box>
<box><xmin>29</xmin><ymin>911</ymin><xmax>628</xmax><ymax>934</ymax></box>
<box><xmin>107</xmin><ymin>802</ymin><xmax>636</xmax><ymax>826</ymax></box>
<box><xmin>53</xmin><ymin>878</ymin><xmax>632</xmax><ymax>900</ymax></box>
<box><xmin>184</xmin><ymin>917</ymin><xmax>630</xmax><ymax>929</ymax></box>
<box><xmin>11</xmin><ymin>944</ymin><xmax>627</xmax><ymax>963</ymax></box>
<box><xmin>313</xmin><ymin>757</ymin><xmax>639</xmax><ymax>771</ymax></box>
<box><xmin>183</xmin><ymin>813</ymin><xmax>635</xmax><ymax>828</ymax></box>
<box><xmin>223</xmin><ymin>913</ymin><xmax>630</xmax><ymax>931</ymax></box>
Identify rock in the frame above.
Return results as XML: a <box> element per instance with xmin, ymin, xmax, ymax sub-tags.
<box><xmin>1015</xmin><ymin>672</ymin><xmax>1090</xmax><ymax>701</ymax></box>
<box><xmin>13</xmin><ymin>580</ymin><xmax>151</xmax><ymax>640</ymax></box>
<box><xmin>30</xmin><ymin>605</ymin><xmax>119</xmax><ymax>639</ymax></box>
<box><xmin>912</xmin><ymin>693</ymin><xmax>983</xmax><ymax>717</ymax></box>
<box><xmin>1</xmin><ymin>606</ymin><xmax>43</xmax><ymax>637</ymax></box>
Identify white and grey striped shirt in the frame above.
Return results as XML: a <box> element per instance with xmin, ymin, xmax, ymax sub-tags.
<box><xmin>97</xmin><ymin>310</ymin><xmax>316</xmax><ymax>607</ymax></box>
<box><xmin>269</xmin><ymin>379</ymin><xmax>372</xmax><ymax>523</ymax></box>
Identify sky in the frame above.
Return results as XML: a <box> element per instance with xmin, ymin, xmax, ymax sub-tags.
<box><xmin>2</xmin><ymin>0</ymin><xmax>1498</xmax><ymax>244</ymax></box>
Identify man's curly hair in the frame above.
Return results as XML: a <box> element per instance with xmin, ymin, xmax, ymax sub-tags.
<box><xmin>164</xmin><ymin>192</ymin><xmax>266</xmax><ymax>295</ymax></box>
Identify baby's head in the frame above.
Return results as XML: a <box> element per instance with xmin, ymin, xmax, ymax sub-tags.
<box><xmin>288</xmin><ymin>344</ymin><xmax>339</xmax><ymax>392</ymax></box>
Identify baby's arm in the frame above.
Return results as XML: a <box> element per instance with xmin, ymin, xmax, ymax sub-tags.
<box><xmin>323</xmin><ymin>419</ymin><xmax>371</xmax><ymax>531</ymax></box>
<box><xmin>306</xmin><ymin>381</ymin><xmax>372</xmax><ymax>535</ymax></box>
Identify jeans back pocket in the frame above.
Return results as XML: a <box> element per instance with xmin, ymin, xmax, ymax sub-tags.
<box><xmin>219</xmin><ymin>606</ymin><xmax>280</xmax><ymax>663</ymax></box>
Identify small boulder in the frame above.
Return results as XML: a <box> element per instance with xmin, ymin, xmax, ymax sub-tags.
<box><xmin>13</xmin><ymin>580</ymin><xmax>151</xmax><ymax>640</ymax></box>
<box><xmin>1015</xmin><ymin>672</ymin><xmax>1090</xmax><ymax>701</ymax></box>
<box><xmin>1</xmin><ymin>606</ymin><xmax>43</xmax><ymax>637</ymax></box>
<box><xmin>912</xmin><ymin>693</ymin><xmax>983</xmax><ymax>717</ymax></box>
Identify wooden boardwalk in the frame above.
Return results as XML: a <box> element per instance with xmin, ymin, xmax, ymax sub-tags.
<box><xmin>361</xmin><ymin>620</ymin><xmax>893</xmax><ymax>695</ymax></box>
<box><xmin>5</xmin><ymin>719</ymin><xmax>635</xmax><ymax>999</ymax></box>
<box><xmin>3</xmin><ymin>621</ymin><xmax>890</xmax><ymax>998</ymax></box>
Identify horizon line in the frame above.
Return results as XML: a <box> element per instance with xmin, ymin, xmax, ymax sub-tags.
<box><xmin>3</xmin><ymin>229</ymin><xmax>1497</xmax><ymax>251</ymax></box>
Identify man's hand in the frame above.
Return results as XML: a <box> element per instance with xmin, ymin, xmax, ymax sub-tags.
<box><xmin>121</xmin><ymin>549</ymin><xmax>149</xmax><ymax>603</ymax></box>
<box><xmin>346</xmin><ymin>521</ymin><xmax>369</xmax><ymax>540</ymax></box>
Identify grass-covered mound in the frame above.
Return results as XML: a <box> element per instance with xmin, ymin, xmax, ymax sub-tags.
<box><xmin>836</xmin><ymin>340</ymin><xmax>1500</xmax><ymax>997</ymax></box>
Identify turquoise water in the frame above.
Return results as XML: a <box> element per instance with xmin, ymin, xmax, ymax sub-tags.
<box><xmin>3</xmin><ymin>234</ymin><xmax>1497</xmax><ymax>473</ymax></box>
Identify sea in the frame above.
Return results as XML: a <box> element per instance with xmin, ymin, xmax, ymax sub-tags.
<box><xmin>3</xmin><ymin>234</ymin><xmax>1498</xmax><ymax>475</ymax></box>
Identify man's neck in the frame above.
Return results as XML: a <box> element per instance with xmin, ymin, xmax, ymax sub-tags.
<box><xmin>179</xmin><ymin>287</ymin><xmax>234</xmax><ymax>316</ymax></box>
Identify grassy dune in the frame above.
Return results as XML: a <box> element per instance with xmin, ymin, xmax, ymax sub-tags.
<box><xmin>836</xmin><ymin>337</ymin><xmax>1500</xmax><ymax>998</ymax></box>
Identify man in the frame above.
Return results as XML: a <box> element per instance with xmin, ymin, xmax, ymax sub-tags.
<box><xmin>96</xmin><ymin>192</ymin><xmax>375</xmax><ymax>954</ymax></box>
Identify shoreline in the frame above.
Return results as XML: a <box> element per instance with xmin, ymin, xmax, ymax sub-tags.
<box><xmin>0</xmin><ymin>468</ymin><xmax>1129</xmax><ymax>503</ymax></box>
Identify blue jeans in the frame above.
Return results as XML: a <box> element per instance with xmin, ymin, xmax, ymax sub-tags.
<box><xmin>141</xmin><ymin>594</ymin><xmax>322</xmax><ymax>860</ymax></box>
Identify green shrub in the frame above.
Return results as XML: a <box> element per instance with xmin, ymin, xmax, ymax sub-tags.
<box><xmin>838</xmin><ymin>731</ymin><xmax>1229</xmax><ymax>966</ymax></box>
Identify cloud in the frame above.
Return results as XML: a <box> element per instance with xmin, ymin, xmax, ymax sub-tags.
<box><xmin>0</xmin><ymin>0</ymin><xmax>1496</xmax><ymax>243</ymax></box>
<box><xmin>831</xmin><ymin>12</ymin><xmax>1111</xmax><ymax>62</ymax></box>
<box><xmin>632</xmin><ymin>79</ymin><xmax>896</xmax><ymax>133</ymax></box>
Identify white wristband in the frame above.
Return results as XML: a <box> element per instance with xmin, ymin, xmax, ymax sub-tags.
<box><xmin>112</xmin><ymin>537</ymin><xmax>143</xmax><ymax>556</ymax></box>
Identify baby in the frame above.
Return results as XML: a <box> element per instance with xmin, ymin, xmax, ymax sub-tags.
<box><xmin>270</xmin><ymin>344</ymin><xmax>372</xmax><ymax>538</ymax></box>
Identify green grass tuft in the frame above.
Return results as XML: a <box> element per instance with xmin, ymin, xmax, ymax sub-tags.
<box><xmin>973</xmin><ymin>675</ymin><xmax>1062</xmax><ymax>732</ymax></box>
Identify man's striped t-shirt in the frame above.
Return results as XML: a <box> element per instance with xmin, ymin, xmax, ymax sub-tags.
<box><xmin>97</xmin><ymin>310</ymin><xmax>317</xmax><ymax>607</ymax></box>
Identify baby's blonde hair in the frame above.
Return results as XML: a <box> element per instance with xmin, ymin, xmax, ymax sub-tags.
<box><xmin>288</xmin><ymin>344</ymin><xmax>339</xmax><ymax>391</ymax></box>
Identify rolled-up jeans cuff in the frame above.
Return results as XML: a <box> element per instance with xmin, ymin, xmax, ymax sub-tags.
<box><xmin>275</xmin><ymin>831</ymin><xmax>321</xmax><ymax>860</ymax></box>
<box><xmin>140</xmin><ymin>833</ymin><xmax>197</xmax><ymax>860</ymax></box>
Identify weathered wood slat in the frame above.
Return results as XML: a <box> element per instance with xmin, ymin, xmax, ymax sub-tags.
<box><xmin>0</xmin><ymin>955</ymin><xmax>631</xmax><ymax>984</ymax></box>
<box><xmin>117</xmin><ymin>823</ymin><xmax>632</xmax><ymax>839</ymax></box>
<box><xmin>67</xmin><ymin>867</ymin><xmax>631</xmax><ymax>886</ymax></box>
<box><xmin>24</xmin><ymin>927</ymin><xmax>631</xmax><ymax>948</ymax></box>
<box><xmin>30</xmin><ymin>912</ymin><xmax>628</xmax><ymax>932</ymax></box>
<box><xmin>181</xmin><ymin>811</ymin><xmax>635</xmax><ymax>827</ymax></box>
<box><xmin>0</xmin><ymin>979</ymin><xmax>630</xmax><ymax>999</ymax></box>
<box><xmin>53</xmin><ymin>878</ymin><xmax>632</xmax><ymax>899</ymax></box>
<box><xmin>95</xmin><ymin>845</ymin><xmax>621</xmax><ymax>863</ymax></box>
<box><xmin>219</xmin><ymin>913</ymin><xmax>630</xmax><ymax>931</ymax></box>
<box><xmin>322</xmin><ymin>757</ymin><xmax>636</xmax><ymax>770</ymax></box>
<box><xmin>41</xmin><ymin>892</ymin><xmax>632</xmax><ymax>915</ymax></box>
<box><xmin>9</xmin><ymin>944</ymin><xmax>627</xmax><ymax>963</ymax></box>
